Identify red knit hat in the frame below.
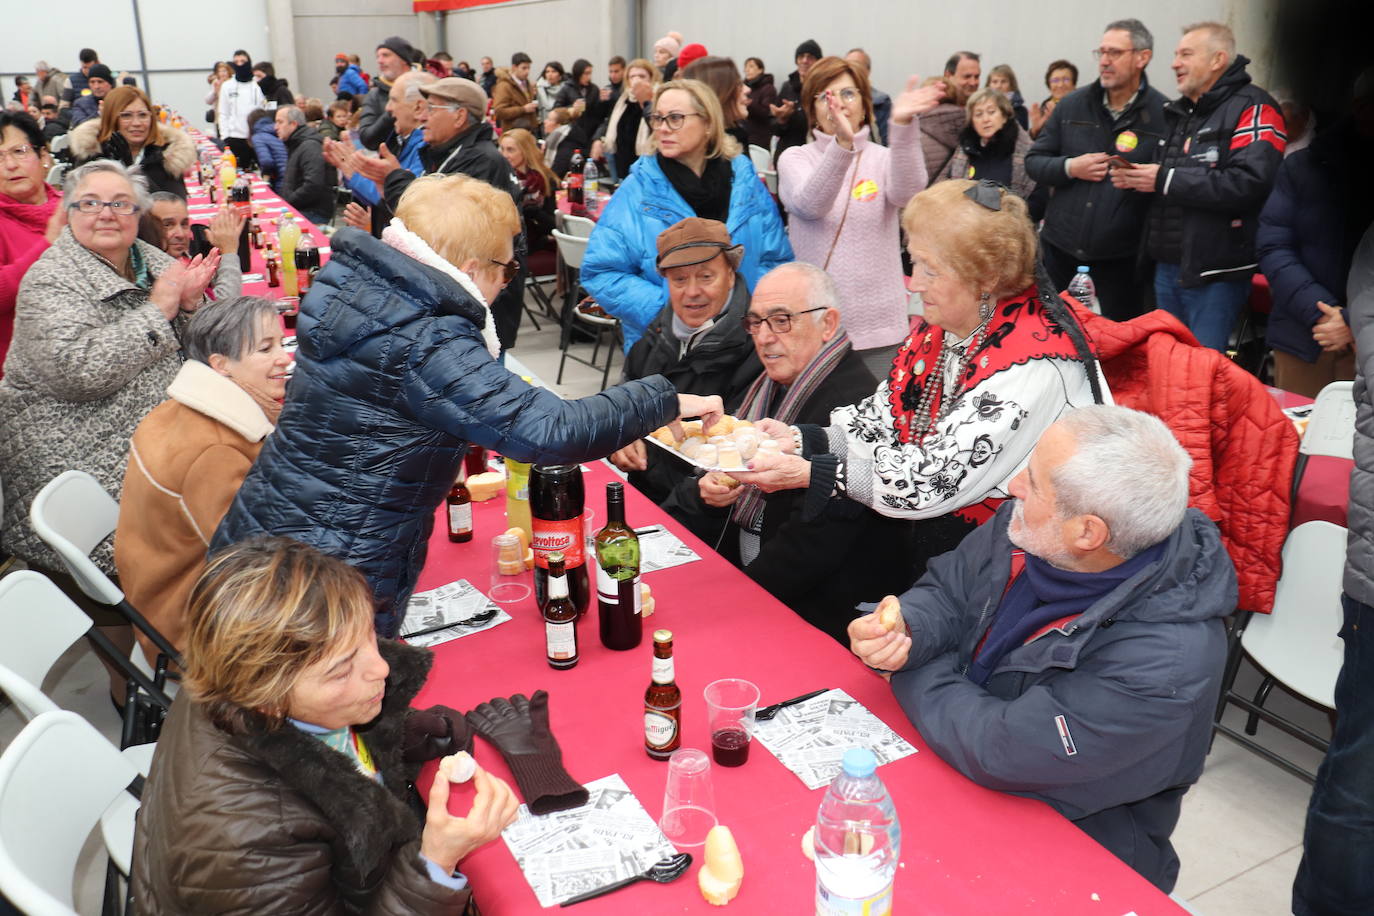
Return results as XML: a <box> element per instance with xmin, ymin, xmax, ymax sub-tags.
<box><xmin>677</xmin><ymin>43</ymin><xmax>709</xmax><ymax>70</ymax></box>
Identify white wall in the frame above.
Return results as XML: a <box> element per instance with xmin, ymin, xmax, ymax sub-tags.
<box><xmin>441</xmin><ymin>0</ymin><xmax>625</xmax><ymax>81</ymax></box>
<box><xmin>642</xmin><ymin>0</ymin><xmax>1279</xmax><ymax>104</ymax></box>
<box><xmin>291</xmin><ymin>0</ymin><xmax>425</xmax><ymax>102</ymax></box>
<box><xmin>2</xmin><ymin>0</ymin><xmax>270</xmax><ymax>130</ymax></box>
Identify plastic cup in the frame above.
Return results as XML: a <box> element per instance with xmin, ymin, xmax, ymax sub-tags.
<box><xmin>704</xmin><ymin>679</ymin><xmax>760</xmax><ymax>768</ymax></box>
<box><xmin>659</xmin><ymin>748</ymin><xmax>717</xmax><ymax>848</ymax></box>
<box><xmin>489</xmin><ymin>533</ymin><xmax>531</xmax><ymax>604</ymax></box>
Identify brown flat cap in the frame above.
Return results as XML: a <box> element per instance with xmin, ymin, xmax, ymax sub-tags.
<box><xmin>420</xmin><ymin>77</ymin><xmax>487</xmax><ymax>118</ymax></box>
<box><xmin>655</xmin><ymin>218</ymin><xmax>742</xmax><ymax>273</ymax></box>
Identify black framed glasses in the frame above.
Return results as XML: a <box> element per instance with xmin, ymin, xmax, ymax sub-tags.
<box><xmin>741</xmin><ymin>307</ymin><xmax>826</xmax><ymax>335</ymax></box>
<box><xmin>648</xmin><ymin>111</ymin><xmax>706</xmax><ymax>130</ymax></box>
<box><xmin>70</xmin><ymin>198</ymin><xmax>142</xmax><ymax>216</ymax></box>
<box><xmin>489</xmin><ymin>258</ymin><xmax>519</xmax><ymax>284</ymax></box>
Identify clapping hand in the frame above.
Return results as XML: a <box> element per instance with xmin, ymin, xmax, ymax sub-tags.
<box><xmin>205</xmin><ymin>205</ymin><xmax>244</xmax><ymax>255</ymax></box>
<box><xmin>770</xmin><ymin>98</ymin><xmax>796</xmax><ymax>122</ymax></box>
<box><xmin>823</xmin><ymin>89</ymin><xmax>856</xmax><ymax>149</ymax></box>
<box><xmin>354</xmin><ymin>142</ymin><xmax>401</xmax><ymax>183</ymax></box>
<box><xmin>179</xmin><ymin>252</ymin><xmax>220</xmax><ymax>310</ymax></box>
<box><xmin>342</xmin><ymin>202</ymin><xmax>372</xmax><ymax>232</ymax></box>
<box><xmin>891</xmin><ymin>75</ymin><xmax>945</xmax><ymax>125</ymax></box>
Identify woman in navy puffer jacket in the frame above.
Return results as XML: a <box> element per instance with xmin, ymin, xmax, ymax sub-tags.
<box><xmin>213</xmin><ymin>174</ymin><xmax>720</xmax><ymax>635</ymax></box>
<box><xmin>248</xmin><ymin>109</ymin><xmax>289</xmax><ymax>190</ymax></box>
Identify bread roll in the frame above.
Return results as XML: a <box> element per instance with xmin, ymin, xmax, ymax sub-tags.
<box><xmin>705</xmin><ymin>416</ymin><xmax>737</xmax><ymax>437</ymax></box>
<box><xmin>651</xmin><ymin>426</ymin><xmax>679</xmax><ymax>446</ymax></box>
<box><xmin>716</xmin><ymin>445</ymin><xmax>743</xmax><ymax>469</ymax></box>
<box><xmin>439</xmin><ymin>751</ymin><xmax>476</xmax><ymax>783</ymax></box>
<box><xmin>698</xmin><ymin>824</ymin><xmax>743</xmax><ymax>905</ymax></box>
<box><xmin>467</xmin><ymin>471</ymin><xmax>505</xmax><ymax>501</ymax></box>
<box><xmin>696</xmin><ymin>444</ymin><xmax>718</xmax><ymax>467</ymax></box>
<box><xmin>876</xmin><ymin>595</ymin><xmax>902</xmax><ymax>633</ymax></box>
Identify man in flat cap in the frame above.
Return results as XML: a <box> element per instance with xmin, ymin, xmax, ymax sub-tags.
<box><xmin>609</xmin><ymin>218</ymin><xmax>759</xmax><ymax>502</ymax></box>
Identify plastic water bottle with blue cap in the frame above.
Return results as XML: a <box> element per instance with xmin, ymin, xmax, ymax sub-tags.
<box><xmin>815</xmin><ymin>747</ymin><xmax>902</xmax><ymax>915</ymax></box>
<box><xmin>1066</xmin><ymin>265</ymin><xmax>1101</xmax><ymax>315</ymax></box>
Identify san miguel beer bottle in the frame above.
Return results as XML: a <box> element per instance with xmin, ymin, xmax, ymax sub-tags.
<box><xmin>530</xmin><ymin>464</ymin><xmax>589</xmax><ymax>615</ymax></box>
<box><xmin>543</xmin><ymin>552</ymin><xmax>579</xmax><ymax>669</ymax></box>
<box><xmin>594</xmin><ymin>482</ymin><xmax>641</xmax><ymax>650</ymax></box>
<box><xmin>644</xmin><ymin>629</ymin><xmax>681</xmax><ymax>760</ymax></box>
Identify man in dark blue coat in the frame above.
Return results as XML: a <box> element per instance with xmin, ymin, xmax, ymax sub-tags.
<box><xmin>850</xmin><ymin>405</ymin><xmax>1236</xmax><ymax>892</ymax></box>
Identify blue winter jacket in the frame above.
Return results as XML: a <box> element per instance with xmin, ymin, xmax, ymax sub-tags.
<box><xmin>581</xmin><ymin>153</ymin><xmax>793</xmax><ymax>351</ymax></box>
<box><xmin>250</xmin><ymin>116</ymin><xmax>289</xmax><ymax>189</ymax></box>
<box><xmin>337</xmin><ymin>64</ymin><xmax>368</xmax><ymax>98</ymax></box>
<box><xmin>886</xmin><ymin>505</ymin><xmax>1235</xmax><ymax>892</ymax></box>
<box><xmin>1260</xmin><ymin>134</ymin><xmax>1353</xmax><ymax>363</ymax></box>
<box><xmin>212</xmin><ymin>228</ymin><xmax>678</xmax><ymax>635</ymax></box>
<box><xmin>346</xmin><ymin>130</ymin><xmax>426</xmax><ymax>207</ymax></box>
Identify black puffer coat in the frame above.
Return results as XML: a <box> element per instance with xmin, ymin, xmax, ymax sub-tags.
<box><xmin>1144</xmin><ymin>56</ymin><xmax>1285</xmax><ymax>287</ymax></box>
<box><xmin>212</xmin><ymin>228</ymin><xmax>677</xmax><ymax>635</ymax></box>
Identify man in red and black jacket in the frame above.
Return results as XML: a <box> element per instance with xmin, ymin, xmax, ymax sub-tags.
<box><xmin>1112</xmin><ymin>22</ymin><xmax>1285</xmax><ymax>352</ymax></box>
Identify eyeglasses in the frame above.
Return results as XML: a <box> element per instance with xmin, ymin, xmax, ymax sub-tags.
<box><xmin>425</xmin><ymin>103</ymin><xmax>461</xmax><ymax>113</ymax></box>
<box><xmin>70</xmin><ymin>198</ymin><xmax>141</xmax><ymax>216</ymax></box>
<box><xmin>118</xmin><ymin>110</ymin><xmax>153</xmax><ymax>122</ymax></box>
<box><xmin>1048</xmin><ymin>76</ymin><xmax>1076</xmax><ymax>86</ymax></box>
<box><xmin>740</xmin><ymin>307</ymin><xmax>826</xmax><ymax>335</ymax></box>
<box><xmin>648</xmin><ymin>111</ymin><xmax>706</xmax><ymax>130</ymax></box>
<box><xmin>489</xmin><ymin>257</ymin><xmax>519</xmax><ymax>284</ymax></box>
<box><xmin>815</xmin><ymin>87</ymin><xmax>861</xmax><ymax>104</ymax></box>
<box><xmin>1091</xmin><ymin>47</ymin><xmax>1135</xmax><ymax>61</ymax></box>
<box><xmin>0</xmin><ymin>145</ymin><xmax>37</xmax><ymax>164</ymax></box>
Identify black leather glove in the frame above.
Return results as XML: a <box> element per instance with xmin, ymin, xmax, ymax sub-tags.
<box><xmin>402</xmin><ymin>704</ymin><xmax>473</xmax><ymax>764</ymax></box>
<box><xmin>467</xmin><ymin>691</ymin><xmax>588</xmax><ymax>815</ymax></box>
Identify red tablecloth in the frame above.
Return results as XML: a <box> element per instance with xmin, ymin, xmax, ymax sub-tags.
<box><xmin>1268</xmin><ymin>387</ymin><xmax>1353</xmax><ymax>527</ymax></box>
<box><xmin>556</xmin><ymin>189</ymin><xmax>607</xmax><ymax>221</ymax></box>
<box><xmin>411</xmin><ymin>462</ymin><xmax>1185</xmax><ymax>915</ymax></box>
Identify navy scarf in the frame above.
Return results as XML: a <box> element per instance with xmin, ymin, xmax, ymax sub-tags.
<box><xmin>966</xmin><ymin>542</ymin><xmax>1165</xmax><ymax>687</ymax></box>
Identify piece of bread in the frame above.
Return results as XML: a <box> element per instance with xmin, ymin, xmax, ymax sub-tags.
<box><xmin>640</xmin><ymin>583</ymin><xmax>654</xmax><ymax>617</ymax></box>
<box><xmin>704</xmin><ymin>416</ymin><xmax>737</xmax><ymax>437</ymax></box>
<box><xmin>718</xmin><ymin>473</ymin><xmax>741</xmax><ymax>489</ymax></box>
<box><xmin>504</xmin><ymin>527</ymin><xmax>536</xmax><ymax>570</ymax></box>
<box><xmin>467</xmin><ymin>470</ymin><xmax>505</xmax><ymax>501</ymax></box>
<box><xmin>698</xmin><ymin>824</ymin><xmax>743</xmax><ymax>905</ymax></box>
<box><xmin>716</xmin><ymin>445</ymin><xmax>743</xmax><ymax>469</ymax></box>
<box><xmin>438</xmin><ymin>751</ymin><xmax>476</xmax><ymax>783</ymax></box>
<box><xmin>876</xmin><ymin>595</ymin><xmax>902</xmax><ymax>633</ymax></box>
<box><xmin>800</xmin><ymin>825</ymin><xmax>816</xmax><ymax>861</ymax></box>
<box><xmin>651</xmin><ymin>426</ymin><xmax>678</xmax><ymax>446</ymax></box>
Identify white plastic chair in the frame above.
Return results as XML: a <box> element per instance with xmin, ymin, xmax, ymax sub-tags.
<box><xmin>1300</xmin><ymin>381</ymin><xmax>1356</xmax><ymax>461</ymax></box>
<box><xmin>561</xmin><ymin>214</ymin><xmax>595</xmax><ymax>239</ymax></box>
<box><xmin>551</xmin><ymin>228</ymin><xmax>588</xmax><ymax>271</ymax></box>
<box><xmin>30</xmin><ymin>470</ymin><xmax>183</xmax><ymax>677</ymax></box>
<box><xmin>552</xmin><ymin>230</ymin><xmax>619</xmax><ymax>388</ymax></box>
<box><xmin>748</xmin><ymin>143</ymin><xmax>778</xmax><ymax>195</ymax></box>
<box><xmin>1213</xmin><ymin>521</ymin><xmax>1346</xmax><ymax>780</ymax></box>
<box><xmin>0</xmin><ymin>711</ymin><xmax>140</xmax><ymax>916</ymax></box>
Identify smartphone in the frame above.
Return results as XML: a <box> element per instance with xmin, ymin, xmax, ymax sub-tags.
<box><xmin>1107</xmin><ymin>155</ymin><xmax>1136</xmax><ymax>169</ymax></box>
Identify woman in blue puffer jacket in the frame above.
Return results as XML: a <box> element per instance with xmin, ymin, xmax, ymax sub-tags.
<box><xmin>581</xmin><ymin>78</ymin><xmax>792</xmax><ymax>352</ymax></box>
<box><xmin>248</xmin><ymin>109</ymin><xmax>289</xmax><ymax>190</ymax></box>
<box><xmin>212</xmin><ymin>174</ymin><xmax>722</xmax><ymax>636</ymax></box>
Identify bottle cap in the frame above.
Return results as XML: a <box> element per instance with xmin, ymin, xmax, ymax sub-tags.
<box><xmin>654</xmin><ymin>628</ymin><xmax>672</xmax><ymax>642</ymax></box>
<box><xmin>841</xmin><ymin>747</ymin><xmax>877</xmax><ymax>779</ymax></box>
<box><xmin>547</xmin><ymin>550</ymin><xmax>565</xmax><ymax>564</ymax></box>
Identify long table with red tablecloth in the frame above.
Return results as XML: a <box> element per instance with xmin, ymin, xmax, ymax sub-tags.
<box><xmin>409</xmin><ymin>461</ymin><xmax>1187</xmax><ymax>915</ymax></box>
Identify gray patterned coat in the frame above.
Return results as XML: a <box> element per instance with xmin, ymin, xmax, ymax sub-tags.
<box><xmin>0</xmin><ymin>229</ymin><xmax>187</xmax><ymax>572</ymax></box>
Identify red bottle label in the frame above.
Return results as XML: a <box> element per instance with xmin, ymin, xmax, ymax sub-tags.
<box><xmin>531</xmin><ymin>517</ymin><xmax>585</xmax><ymax>567</ymax></box>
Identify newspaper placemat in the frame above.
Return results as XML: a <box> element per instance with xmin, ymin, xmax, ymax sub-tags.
<box><xmin>638</xmin><ymin>527</ymin><xmax>700</xmax><ymax>572</ymax></box>
<box><xmin>398</xmin><ymin>579</ymin><xmax>510</xmax><ymax>648</ymax></box>
<box><xmin>502</xmin><ymin>773</ymin><xmax>677</xmax><ymax>907</ymax></box>
<box><xmin>753</xmin><ymin>688</ymin><xmax>917</xmax><ymax>789</ymax></box>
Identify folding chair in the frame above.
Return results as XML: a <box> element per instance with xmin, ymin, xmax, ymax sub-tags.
<box><xmin>1291</xmin><ymin>380</ymin><xmax>1355</xmax><ymax>504</ymax></box>
<box><xmin>1212</xmin><ymin>521</ymin><xmax>1346</xmax><ymax>781</ymax></box>
<box><xmin>561</xmin><ymin>214</ymin><xmax>595</xmax><ymax>239</ymax></box>
<box><xmin>0</xmin><ymin>711</ymin><xmax>142</xmax><ymax>916</ymax></box>
<box><xmin>552</xmin><ymin>229</ymin><xmax>620</xmax><ymax>389</ymax></box>
<box><xmin>749</xmin><ymin>143</ymin><xmax>778</xmax><ymax>195</ymax></box>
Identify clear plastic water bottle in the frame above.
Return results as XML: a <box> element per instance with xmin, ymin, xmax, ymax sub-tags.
<box><xmin>1066</xmin><ymin>265</ymin><xmax>1101</xmax><ymax>314</ymax></box>
<box><xmin>583</xmin><ymin>158</ymin><xmax>600</xmax><ymax>213</ymax></box>
<box><xmin>815</xmin><ymin>748</ymin><xmax>902</xmax><ymax>915</ymax></box>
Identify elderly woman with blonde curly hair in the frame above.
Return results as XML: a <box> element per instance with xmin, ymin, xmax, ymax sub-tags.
<box><xmin>736</xmin><ymin>179</ymin><xmax>1109</xmax><ymax>579</ymax></box>
<box><xmin>134</xmin><ymin>536</ymin><xmax>519</xmax><ymax>913</ymax></box>
<box><xmin>213</xmin><ymin>173</ymin><xmax>723</xmax><ymax>636</ymax></box>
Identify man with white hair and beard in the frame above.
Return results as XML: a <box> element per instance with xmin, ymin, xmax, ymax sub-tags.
<box><xmin>849</xmin><ymin>405</ymin><xmax>1236</xmax><ymax>892</ymax></box>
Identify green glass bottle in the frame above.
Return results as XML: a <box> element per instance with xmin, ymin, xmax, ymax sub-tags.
<box><xmin>594</xmin><ymin>482</ymin><xmax>641</xmax><ymax>650</ymax></box>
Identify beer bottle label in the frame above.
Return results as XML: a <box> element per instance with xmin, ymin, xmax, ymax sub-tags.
<box><xmin>447</xmin><ymin>503</ymin><xmax>472</xmax><ymax>534</ymax></box>
<box><xmin>546</xmin><ymin>621</ymin><xmax>576</xmax><ymax>660</ymax></box>
<box><xmin>644</xmin><ymin>708</ymin><xmax>678</xmax><ymax>748</ymax></box>
<box><xmin>652</xmin><ymin>656</ymin><xmax>674</xmax><ymax>684</ymax></box>
<box><xmin>532</xmin><ymin>517</ymin><xmax>585</xmax><ymax>567</ymax></box>
<box><xmin>548</xmin><ymin>573</ymin><xmax>569</xmax><ymax>600</ymax></box>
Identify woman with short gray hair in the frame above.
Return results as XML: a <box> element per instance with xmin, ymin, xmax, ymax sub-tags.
<box><xmin>115</xmin><ymin>295</ymin><xmax>289</xmax><ymax>658</ymax></box>
<box><xmin>0</xmin><ymin>158</ymin><xmax>220</xmax><ymax>699</ymax></box>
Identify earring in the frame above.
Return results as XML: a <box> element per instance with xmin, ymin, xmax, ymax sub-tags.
<box><xmin>979</xmin><ymin>291</ymin><xmax>993</xmax><ymax>323</ymax></box>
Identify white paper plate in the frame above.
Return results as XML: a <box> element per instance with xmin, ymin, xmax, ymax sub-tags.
<box><xmin>644</xmin><ymin>433</ymin><xmax>749</xmax><ymax>473</ymax></box>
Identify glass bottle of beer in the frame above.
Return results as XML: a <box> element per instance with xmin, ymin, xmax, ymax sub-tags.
<box><xmin>543</xmin><ymin>552</ymin><xmax>579</xmax><ymax>669</ymax></box>
<box><xmin>446</xmin><ymin>476</ymin><xmax>472</xmax><ymax>543</ymax></box>
<box><xmin>530</xmin><ymin>464</ymin><xmax>589</xmax><ymax>615</ymax></box>
<box><xmin>644</xmin><ymin>629</ymin><xmax>681</xmax><ymax>759</ymax></box>
<box><xmin>595</xmin><ymin>482</ymin><xmax>641</xmax><ymax>650</ymax></box>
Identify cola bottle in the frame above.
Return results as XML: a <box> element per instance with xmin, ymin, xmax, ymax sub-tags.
<box><xmin>567</xmin><ymin>149</ymin><xmax>585</xmax><ymax>206</ymax></box>
<box><xmin>530</xmin><ymin>464</ymin><xmax>589</xmax><ymax>615</ymax></box>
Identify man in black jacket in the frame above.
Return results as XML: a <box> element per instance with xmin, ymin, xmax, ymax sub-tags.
<box><xmin>358</xmin><ymin>36</ymin><xmax>415</xmax><ymax>151</ymax></box>
<box><xmin>662</xmin><ymin>262</ymin><xmax>914</xmax><ymax>643</ymax></box>
<box><xmin>1112</xmin><ymin>22</ymin><xmax>1285</xmax><ymax>351</ymax></box>
<box><xmin>769</xmin><ymin>40</ymin><xmax>821</xmax><ymax>165</ymax></box>
<box><xmin>274</xmin><ymin>106</ymin><xmax>333</xmax><ymax>224</ymax></box>
<box><xmin>1026</xmin><ymin>19</ymin><xmax>1167</xmax><ymax>320</ymax></box>
<box><xmin>379</xmin><ymin>77</ymin><xmax>527</xmax><ymax>350</ymax></box>
<box><xmin>610</xmin><ymin>218</ymin><xmax>760</xmax><ymax>504</ymax></box>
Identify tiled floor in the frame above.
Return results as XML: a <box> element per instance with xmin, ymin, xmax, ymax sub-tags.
<box><xmin>0</xmin><ymin>306</ymin><xmax>1333</xmax><ymax>915</ymax></box>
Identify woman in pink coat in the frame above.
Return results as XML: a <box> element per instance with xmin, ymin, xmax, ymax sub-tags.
<box><xmin>0</xmin><ymin>112</ymin><xmax>63</xmax><ymax>375</ymax></box>
<box><xmin>777</xmin><ymin>57</ymin><xmax>944</xmax><ymax>377</ymax></box>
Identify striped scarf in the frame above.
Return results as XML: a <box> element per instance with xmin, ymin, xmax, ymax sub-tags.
<box><xmin>730</xmin><ymin>329</ymin><xmax>852</xmax><ymax>532</ymax></box>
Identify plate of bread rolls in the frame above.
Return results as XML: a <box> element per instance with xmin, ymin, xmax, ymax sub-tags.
<box><xmin>644</xmin><ymin>415</ymin><xmax>784</xmax><ymax>472</ymax></box>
